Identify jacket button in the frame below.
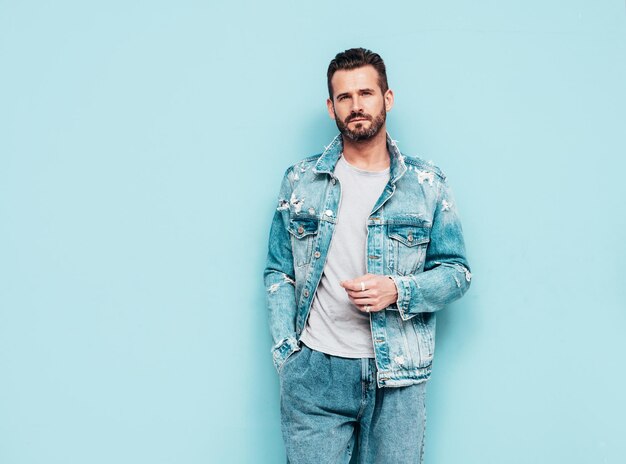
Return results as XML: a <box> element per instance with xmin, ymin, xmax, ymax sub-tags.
<box><xmin>314</xmin><ymin>251</ymin><xmax>321</xmax><ymax>258</ymax></box>
<box><xmin>331</xmin><ymin>178</ymin><xmax>336</xmax><ymax>185</ymax></box>
<box><xmin>297</xmin><ymin>226</ymin><xmax>304</xmax><ymax>234</ymax></box>
<box><xmin>325</xmin><ymin>209</ymin><xmax>334</xmax><ymax>217</ymax></box>
<box><xmin>407</xmin><ymin>233</ymin><xmax>414</xmax><ymax>242</ymax></box>
<box><xmin>303</xmin><ymin>289</ymin><xmax>309</xmax><ymax>297</ymax></box>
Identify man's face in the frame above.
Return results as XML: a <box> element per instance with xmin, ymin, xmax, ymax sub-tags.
<box><xmin>327</xmin><ymin>65</ymin><xmax>394</xmax><ymax>142</ymax></box>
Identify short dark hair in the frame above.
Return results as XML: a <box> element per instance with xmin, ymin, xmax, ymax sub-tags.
<box><xmin>327</xmin><ymin>47</ymin><xmax>389</xmax><ymax>99</ymax></box>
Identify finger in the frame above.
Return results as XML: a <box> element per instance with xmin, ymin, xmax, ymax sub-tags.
<box><xmin>348</xmin><ymin>296</ymin><xmax>378</xmax><ymax>307</ymax></box>
<box><xmin>345</xmin><ymin>289</ymin><xmax>379</xmax><ymax>299</ymax></box>
<box><xmin>340</xmin><ymin>274</ymin><xmax>373</xmax><ymax>291</ymax></box>
<box><xmin>356</xmin><ymin>303</ymin><xmax>381</xmax><ymax>313</ymax></box>
<box><xmin>345</xmin><ymin>289</ymin><xmax>367</xmax><ymax>298</ymax></box>
<box><xmin>348</xmin><ymin>293</ymin><xmax>376</xmax><ymax>303</ymax></box>
<box><xmin>340</xmin><ymin>279</ymin><xmax>362</xmax><ymax>291</ymax></box>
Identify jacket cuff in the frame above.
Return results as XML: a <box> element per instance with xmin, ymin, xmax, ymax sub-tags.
<box><xmin>271</xmin><ymin>336</ymin><xmax>300</xmax><ymax>373</ymax></box>
<box><xmin>388</xmin><ymin>275</ymin><xmax>416</xmax><ymax>321</ymax></box>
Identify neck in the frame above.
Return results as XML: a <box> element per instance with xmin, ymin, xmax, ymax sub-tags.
<box><xmin>341</xmin><ymin>127</ymin><xmax>390</xmax><ymax>171</ymax></box>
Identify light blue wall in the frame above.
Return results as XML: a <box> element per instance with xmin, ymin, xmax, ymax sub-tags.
<box><xmin>1</xmin><ymin>1</ymin><xmax>624</xmax><ymax>463</ymax></box>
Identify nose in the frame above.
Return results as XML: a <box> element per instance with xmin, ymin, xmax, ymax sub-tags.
<box><xmin>350</xmin><ymin>95</ymin><xmax>363</xmax><ymax>113</ymax></box>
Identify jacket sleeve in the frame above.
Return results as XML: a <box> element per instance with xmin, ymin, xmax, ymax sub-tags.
<box><xmin>263</xmin><ymin>167</ymin><xmax>300</xmax><ymax>372</ymax></box>
<box><xmin>389</xmin><ymin>176</ymin><xmax>472</xmax><ymax>321</ymax></box>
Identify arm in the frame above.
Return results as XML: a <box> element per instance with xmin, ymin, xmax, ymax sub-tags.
<box><xmin>263</xmin><ymin>168</ymin><xmax>300</xmax><ymax>372</ymax></box>
<box><xmin>389</xmin><ymin>176</ymin><xmax>472</xmax><ymax>321</ymax></box>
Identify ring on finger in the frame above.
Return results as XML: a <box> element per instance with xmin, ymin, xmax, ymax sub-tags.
<box><xmin>360</xmin><ymin>281</ymin><xmax>366</xmax><ymax>292</ymax></box>
<box><xmin>364</xmin><ymin>305</ymin><xmax>371</xmax><ymax>313</ymax></box>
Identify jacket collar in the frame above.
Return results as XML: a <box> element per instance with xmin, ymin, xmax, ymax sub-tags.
<box><xmin>313</xmin><ymin>131</ymin><xmax>407</xmax><ymax>184</ymax></box>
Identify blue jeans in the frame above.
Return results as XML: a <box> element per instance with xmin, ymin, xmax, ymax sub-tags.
<box><xmin>279</xmin><ymin>343</ymin><xmax>427</xmax><ymax>464</ymax></box>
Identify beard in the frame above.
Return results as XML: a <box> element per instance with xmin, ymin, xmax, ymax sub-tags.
<box><xmin>335</xmin><ymin>104</ymin><xmax>387</xmax><ymax>142</ymax></box>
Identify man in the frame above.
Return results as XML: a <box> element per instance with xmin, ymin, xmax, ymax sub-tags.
<box><xmin>264</xmin><ymin>47</ymin><xmax>471</xmax><ymax>463</ymax></box>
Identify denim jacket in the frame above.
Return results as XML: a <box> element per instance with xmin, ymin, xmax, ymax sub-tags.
<box><xmin>264</xmin><ymin>132</ymin><xmax>471</xmax><ymax>388</ymax></box>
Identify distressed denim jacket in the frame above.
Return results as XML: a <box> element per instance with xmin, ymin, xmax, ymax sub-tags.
<box><xmin>264</xmin><ymin>132</ymin><xmax>471</xmax><ymax>388</ymax></box>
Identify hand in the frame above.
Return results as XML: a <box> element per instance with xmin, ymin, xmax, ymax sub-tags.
<box><xmin>340</xmin><ymin>273</ymin><xmax>399</xmax><ymax>313</ymax></box>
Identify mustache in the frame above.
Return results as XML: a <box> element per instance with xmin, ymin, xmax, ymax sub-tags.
<box><xmin>346</xmin><ymin>113</ymin><xmax>372</xmax><ymax>123</ymax></box>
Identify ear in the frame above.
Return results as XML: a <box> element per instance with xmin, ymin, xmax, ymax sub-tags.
<box><xmin>384</xmin><ymin>89</ymin><xmax>394</xmax><ymax>112</ymax></box>
<box><xmin>326</xmin><ymin>98</ymin><xmax>336</xmax><ymax>120</ymax></box>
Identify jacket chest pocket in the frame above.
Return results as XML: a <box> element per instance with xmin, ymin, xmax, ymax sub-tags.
<box><xmin>387</xmin><ymin>223</ymin><xmax>430</xmax><ymax>276</ymax></box>
<box><xmin>288</xmin><ymin>217</ymin><xmax>319</xmax><ymax>267</ymax></box>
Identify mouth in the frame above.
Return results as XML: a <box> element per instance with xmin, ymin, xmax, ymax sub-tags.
<box><xmin>349</xmin><ymin>118</ymin><xmax>369</xmax><ymax>123</ymax></box>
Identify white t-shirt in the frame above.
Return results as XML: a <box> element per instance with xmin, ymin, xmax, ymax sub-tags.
<box><xmin>300</xmin><ymin>154</ymin><xmax>390</xmax><ymax>358</ymax></box>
